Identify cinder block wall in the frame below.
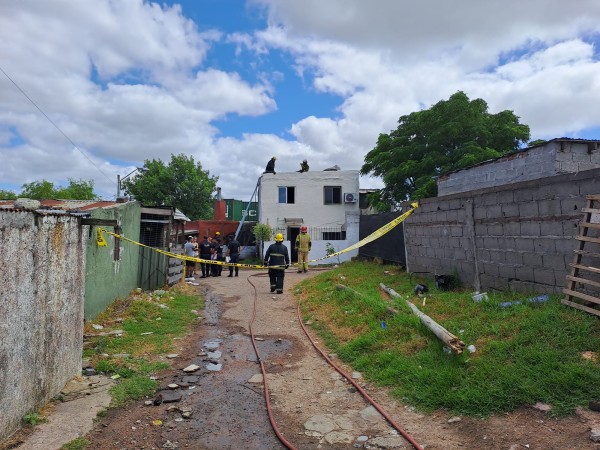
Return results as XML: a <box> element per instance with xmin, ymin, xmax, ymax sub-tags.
<box><xmin>0</xmin><ymin>211</ymin><xmax>85</xmax><ymax>441</ymax></box>
<box><xmin>438</xmin><ymin>140</ymin><xmax>600</xmax><ymax>196</ymax></box>
<box><xmin>404</xmin><ymin>169</ymin><xmax>600</xmax><ymax>293</ymax></box>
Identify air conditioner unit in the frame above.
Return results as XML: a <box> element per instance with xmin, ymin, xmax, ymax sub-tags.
<box><xmin>344</xmin><ymin>193</ymin><xmax>357</xmax><ymax>203</ymax></box>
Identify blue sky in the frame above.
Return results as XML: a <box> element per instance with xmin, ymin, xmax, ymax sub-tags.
<box><xmin>1</xmin><ymin>0</ymin><xmax>600</xmax><ymax>200</ymax></box>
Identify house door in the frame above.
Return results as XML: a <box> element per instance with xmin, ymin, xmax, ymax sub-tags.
<box><xmin>288</xmin><ymin>226</ymin><xmax>300</xmax><ymax>262</ymax></box>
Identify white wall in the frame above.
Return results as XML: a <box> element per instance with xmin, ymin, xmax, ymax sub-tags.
<box><xmin>259</xmin><ymin>170</ymin><xmax>359</xmax><ymax>230</ymax></box>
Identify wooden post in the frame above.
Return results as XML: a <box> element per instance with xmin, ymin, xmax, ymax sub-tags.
<box><xmin>380</xmin><ymin>283</ymin><xmax>465</xmax><ymax>354</ymax></box>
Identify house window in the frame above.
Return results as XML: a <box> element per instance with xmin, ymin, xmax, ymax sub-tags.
<box><xmin>324</xmin><ymin>186</ymin><xmax>342</xmax><ymax>204</ymax></box>
<box><xmin>322</xmin><ymin>230</ymin><xmax>346</xmax><ymax>240</ymax></box>
<box><xmin>278</xmin><ymin>186</ymin><xmax>295</xmax><ymax>204</ymax></box>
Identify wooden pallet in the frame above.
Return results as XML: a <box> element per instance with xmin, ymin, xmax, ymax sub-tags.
<box><xmin>563</xmin><ymin>194</ymin><xmax>600</xmax><ymax>316</ymax></box>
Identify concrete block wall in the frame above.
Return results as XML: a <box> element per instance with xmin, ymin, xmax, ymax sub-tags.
<box><xmin>438</xmin><ymin>140</ymin><xmax>600</xmax><ymax>196</ymax></box>
<box><xmin>404</xmin><ymin>169</ymin><xmax>600</xmax><ymax>293</ymax></box>
<box><xmin>0</xmin><ymin>211</ymin><xmax>86</xmax><ymax>441</ymax></box>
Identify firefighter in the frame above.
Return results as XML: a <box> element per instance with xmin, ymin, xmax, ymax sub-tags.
<box><xmin>295</xmin><ymin>225</ymin><xmax>311</xmax><ymax>273</ymax></box>
<box><xmin>264</xmin><ymin>156</ymin><xmax>276</xmax><ymax>174</ymax></box>
<box><xmin>298</xmin><ymin>160</ymin><xmax>309</xmax><ymax>172</ymax></box>
<box><xmin>264</xmin><ymin>233</ymin><xmax>289</xmax><ymax>294</ymax></box>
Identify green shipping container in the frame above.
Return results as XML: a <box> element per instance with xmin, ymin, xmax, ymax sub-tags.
<box><xmin>225</xmin><ymin>199</ymin><xmax>258</xmax><ymax>221</ymax></box>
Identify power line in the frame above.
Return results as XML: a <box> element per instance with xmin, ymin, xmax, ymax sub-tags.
<box><xmin>0</xmin><ymin>64</ymin><xmax>113</xmax><ymax>183</ymax></box>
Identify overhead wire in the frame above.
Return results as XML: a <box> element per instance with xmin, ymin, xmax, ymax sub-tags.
<box><xmin>0</xmin><ymin>64</ymin><xmax>113</xmax><ymax>184</ymax></box>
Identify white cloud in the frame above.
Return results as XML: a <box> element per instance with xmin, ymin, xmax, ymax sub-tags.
<box><xmin>2</xmin><ymin>0</ymin><xmax>600</xmax><ymax>202</ymax></box>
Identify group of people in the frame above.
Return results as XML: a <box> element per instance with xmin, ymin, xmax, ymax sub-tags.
<box><xmin>263</xmin><ymin>156</ymin><xmax>310</xmax><ymax>174</ymax></box>
<box><xmin>183</xmin><ymin>224</ymin><xmax>312</xmax><ymax>296</ymax></box>
<box><xmin>184</xmin><ymin>232</ymin><xmax>242</xmax><ymax>280</ymax></box>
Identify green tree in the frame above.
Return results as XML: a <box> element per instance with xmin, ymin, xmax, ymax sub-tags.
<box><xmin>56</xmin><ymin>179</ymin><xmax>97</xmax><ymax>200</ymax></box>
<box><xmin>0</xmin><ymin>189</ymin><xmax>17</xmax><ymax>200</ymax></box>
<box><xmin>20</xmin><ymin>180</ymin><xmax>56</xmax><ymax>199</ymax></box>
<box><xmin>252</xmin><ymin>222</ymin><xmax>273</xmax><ymax>259</ymax></box>
<box><xmin>123</xmin><ymin>154</ymin><xmax>218</xmax><ymax>220</ymax></box>
<box><xmin>361</xmin><ymin>91</ymin><xmax>530</xmax><ymax>205</ymax></box>
<box><xmin>19</xmin><ymin>179</ymin><xmax>98</xmax><ymax>200</ymax></box>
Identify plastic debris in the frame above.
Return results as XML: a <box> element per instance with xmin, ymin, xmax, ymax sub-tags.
<box><xmin>472</xmin><ymin>292</ymin><xmax>488</xmax><ymax>302</ymax></box>
<box><xmin>467</xmin><ymin>345</ymin><xmax>476</xmax><ymax>353</ymax></box>
<box><xmin>380</xmin><ymin>321</ymin><xmax>387</xmax><ymax>329</ymax></box>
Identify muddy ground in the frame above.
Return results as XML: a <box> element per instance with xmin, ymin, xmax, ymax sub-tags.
<box><xmin>19</xmin><ymin>269</ymin><xmax>600</xmax><ymax>449</ymax></box>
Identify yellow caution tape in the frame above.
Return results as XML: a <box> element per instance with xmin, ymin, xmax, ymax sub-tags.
<box><xmin>309</xmin><ymin>201</ymin><xmax>419</xmax><ymax>263</ymax></box>
<box><xmin>96</xmin><ymin>201</ymin><xmax>419</xmax><ymax>269</ymax></box>
<box><xmin>96</xmin><ymin>228</ymin><xmax>108</xmax><ymax>247</ymax></box>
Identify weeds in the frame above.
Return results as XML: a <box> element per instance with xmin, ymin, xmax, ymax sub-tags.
<box><xmin>84</xmin><ymin>284</ymin><xmax>203</xmax><ymax>407</ymax></box>
<box><xmin>61</xmin><ymin>437</ymin><xmax>90</xmax><ymax>450</ymax></box>
<box><xmin>299</xmin><ymin>261</ymin><xmax>600</xmax><ymax>417</ymax></box>
<box><xmin>22</xmin><ymin>412</ymin><xmax>47</xmax><ymax>426</ymax></box>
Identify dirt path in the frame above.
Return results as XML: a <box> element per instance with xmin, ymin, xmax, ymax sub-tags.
<box><xmin>79</xmin><ymin>269</ymin><xmax>600</xmax><ymax>450</ymax></box>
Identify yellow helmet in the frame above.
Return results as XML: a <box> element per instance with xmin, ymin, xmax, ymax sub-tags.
<box><xmin>275</xmin><ymin>233</ymin><xmax>284</xmax><ymax>242</ymax></box>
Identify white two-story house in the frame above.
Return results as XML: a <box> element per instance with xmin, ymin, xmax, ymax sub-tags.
<box><xmin>258</xmin><ymin>169</ymin><xmax>360</xmax><ymax>265</ymax></box>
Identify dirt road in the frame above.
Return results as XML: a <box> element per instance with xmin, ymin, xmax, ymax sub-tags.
<box><xmin>79</xmin><ymin>269</ymin><xmax>600</xmax><ymax>450</ymax></box>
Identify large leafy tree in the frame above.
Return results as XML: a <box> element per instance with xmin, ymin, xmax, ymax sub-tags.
<box><xmin>0</xmin><ymin>189</ymin><xmax>17</xmax><ymax>200</ymax></box>
<box><xmin>123</xmin><ymin>154</ymin><xmax>218</xmax><ymax>220</ymax></box>
<box><xmin>361</xmin><ymin>91</ymin><xmax>531</xmax><ymax>204</ymax></box>
<box><xmin>19</xmin><ymin>179</ymin><xmax>97</xmax><ymax>200</ymax></box>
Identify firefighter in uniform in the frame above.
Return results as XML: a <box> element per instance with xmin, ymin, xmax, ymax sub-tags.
<box><xmin>264</xmin><ymin>233</ymin><xmax>290</xmax><ymax>294</ymax></box>
<box><xmin>295</xmin><ymin>225</ymin><xmax>311</xmax><ymax>273</ymax></box>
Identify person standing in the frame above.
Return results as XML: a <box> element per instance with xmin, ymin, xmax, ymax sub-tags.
<box><xmin>211</xmin><ymin>236</ymin><xmax>225</xmax><ymax>276</ymax></box>
<box><xmin>198</xmin><ymin>235</ymin><xmax>212</xmax><ymax>278</ymax></box>
<box><xmin>226</xmin><ymin>235</ymin><xmax>242</xmax><ymax>277</ymax></box>
<box><xmin>184</xmin><ymin>236</ymin><xmax>196</xmax><ymax>280</ymax></box>
<box><xmin>295</xmin><ymin>225</ymin><xmax>311</xmax><ymax>273</ymax></box>
<box><xmin>264</xmin><ymin>233</ymin><xmax>289</xmax><ymax>294</ymax></box>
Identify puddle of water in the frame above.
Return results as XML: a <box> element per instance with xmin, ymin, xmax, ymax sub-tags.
<box><xmin>203</xmin><ymin>339</ymin><xmax>222</xmax><ymax>350</ymax></box>
<box><xmin>206</xmin><ymin>362</ymin><xmax>222</xmax><ymax>371</ymax></box>
<box><xmin>206</xmin><ymin>350</ymin><xmax>222</xmax><ymax>360</ymax></box>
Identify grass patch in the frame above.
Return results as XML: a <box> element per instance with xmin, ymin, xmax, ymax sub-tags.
<box><xmin>299</xmin><ymin>261</ymin><xmax>600</xmax><ymax>417</ymax></box>
<box><xmin>84</xmin><ymin>283</ymin><xmax>203</xmax><ymax>406</ymax></box>
<box><xmin>22</xmin><ymin>411</ymin><xmax>47</xmax><ymax>426</ymax></box>
<box><xmin>61</xmin><ymin>437</ymin><xmax>90</xmax><ymax>450</ymax></box>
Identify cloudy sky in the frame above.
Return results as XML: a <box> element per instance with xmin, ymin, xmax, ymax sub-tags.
<box><xmin>1</xmin><ymin>0</ymin><xmax>600</xmax><ymax>201</ymax></box>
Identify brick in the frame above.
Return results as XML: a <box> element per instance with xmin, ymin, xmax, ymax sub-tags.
<box><xmin>503</xmin><ymin>222</ymin><xmax>520</xmax><ymax>236</ymax></box>
<box><xmin>514</xmin><ymin>188</ymin><xmax>535</xmax><ymax>202</ymax></box>
<box><xmin>540</xmin><ymin>221</ymin><xmax>564</xmax><ymax>237</ymax></box>
<box><xmin>520</xmin><ymin>221</ymin><xmax>541</xmax><ymax>237</ymax></box>
<box><xmin>561</xmin><ymin>198</ymin><xmax>585</xmax><ymax>216</ymax></box>
<box><xmin>498</xmin><ymin>265</ymin><xmax>516</xmax><ymax>279</ymax></box>
<box><xmin>555</xmin><ymin>237</ymin><xmax>577</xmax><ymax>253</ymax></box>
<box><xmin>487</xmin><ymin>223</ymin><xmax>503</xmax><ymax>236</ymax></box>
<box><xmin>486</xmin><ymin>205</ymin><xmax>502</xmax><ymax>220</ymax></box>
<box><xmin>538</xmin><ymin>199</ymin><xmax>562</xmax><ymax>217</ymax></box>
<box><xmin>482</xmin><ymin>262</ymin><xmax>500</xmax><ymax>276</ymax></box>
<box><xmin>534</xmin><ymin>237</ymin><xmax>555</xmax><ymax>253</ymax></box>
<box><xmin>513</xmin><ymin>266</ymin><xmax>534</xmax><ymax>282</ymax></box>
<box><xmin>533</xmin><ymin>268</ymin><xmax>556</xmax><ymax>285</ymax></box>
<box><xmin>489</xmin><ymin>251</ymin><xmax>506</xmax><ymax>264</ymax></box>
<box><xmin>542</xmin><ymin>254</ymin><xmax>567</xmax><ymax>271</ymax></box>
<box><xmin>522</xmin><ymin>252</ymin><xmax>543</xmax><ymax>267</ymax></box>
<box><xmin>481</xmin><ymin>192</ymin><xmax>498</xmax><ymax>206</ymax></box>
<box><xmin>450</xmin><ymin>226</ymin><xmax>463</xmax><ymax>237</ymax></box>
<box><xmin>496</xmin><ymin>189</ymin><xmax>515</xmax><ymax>203</ymax></box>
<box><xmin>505</xmin><ymin>250</ymin><xmax>522</xmax><ymax>266</ymax></box>
<box><xmin>519</xmin><ymin>202</ymin><xmax>540</xmax><ymax>218</ymax></box>
<box><xmin>562</xmin><ymin>221</ymin><xmax>580</xmax><ymax>237</ymax></box>
<box><xmin>514</xmin><ymin>238</ymin><xmax>534</xmax><ymax>252</ymax></box>
<box><xmin>501</xmin><ymin>203</ymin><xmax>519</xmax><ymax>217</ymax></box>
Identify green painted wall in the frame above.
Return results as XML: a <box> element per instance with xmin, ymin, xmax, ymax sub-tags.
<box><xmin>84</xmin><ymin>202</ymin><xmax>141</xmax><ymax>320</ymax></box>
